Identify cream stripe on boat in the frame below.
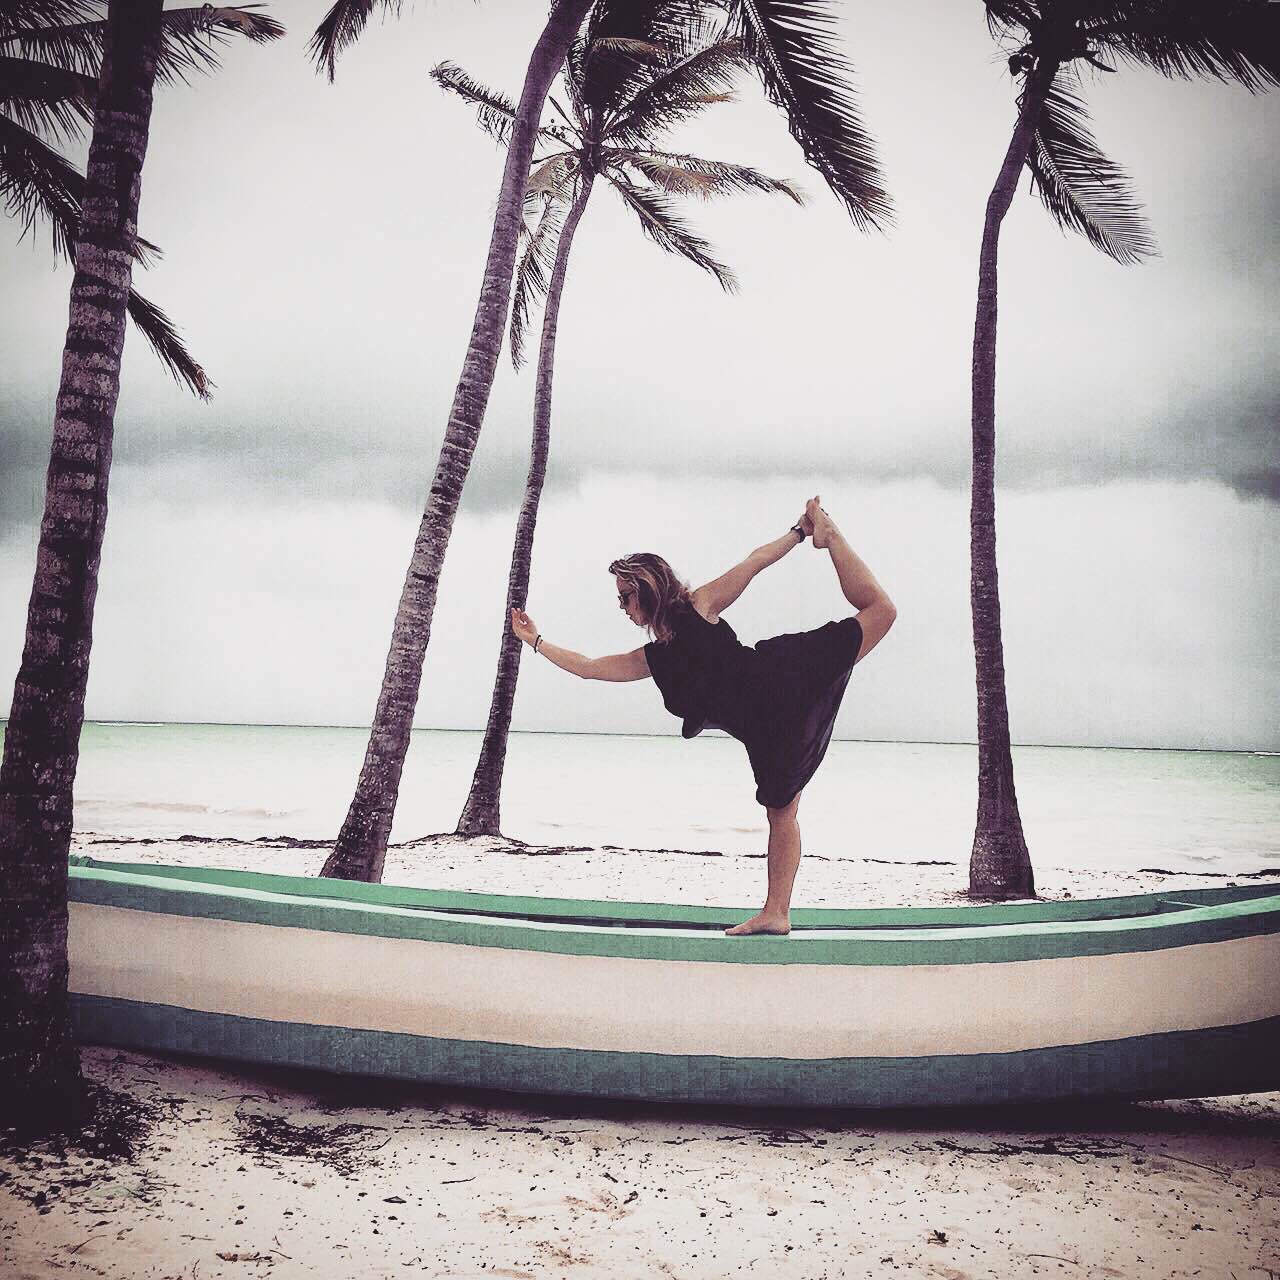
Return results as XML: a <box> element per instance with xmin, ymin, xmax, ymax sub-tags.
<box><xmin>70</xmin><ymin>903</ymin><xmax>1280</xmax><ymax>1060</ymax></box>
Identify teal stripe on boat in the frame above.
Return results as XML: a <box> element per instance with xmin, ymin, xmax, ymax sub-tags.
<box><xmin>70</xmin><ymin>994</ymin><xmax>1280</xmax><ymax>1108</ymax></box>
<box><xmin>66</xmin><ymin>855</ymin><xmax>1280</xmax><ymax>930</ymax></box>
<box><xmin>69</xmin><ymin>865</ymin><xmax>1280</xmax><ymax>966</ymax></box>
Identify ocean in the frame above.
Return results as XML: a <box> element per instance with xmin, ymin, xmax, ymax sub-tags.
<box><xmin>44</xmin><ymin>722</ymin><xmax>1280</xmax><ymax>876</ymax></box>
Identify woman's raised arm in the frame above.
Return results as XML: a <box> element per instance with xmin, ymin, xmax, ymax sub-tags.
<box><xmin>510</xmin><ymin>609</ymin><xmax>651</xmax><ymax>682</ymax></box>
<box><xmin>692</xmin><ymin>518</ymin><xmax>809</xmax><ymax>620</ymax></box>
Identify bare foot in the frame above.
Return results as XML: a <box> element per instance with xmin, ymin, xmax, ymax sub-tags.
<box><xmin>797</xmin><ymin>507</ymin><xmax>816</xmax><ymax>538</ymax></box>
<box><xmin>806</xmin><ymin>496</ymin><xmax>836</xmax><ymax>549</ymax></box>
<box><xmin>725</xmin><ymin>912</ymin><xmax>791</xmax><ymax>937</ymax></box>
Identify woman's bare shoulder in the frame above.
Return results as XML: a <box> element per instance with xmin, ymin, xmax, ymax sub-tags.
<box><xmin>687</xmin><ymin>589</ymin><xmax>720</xmax><ymax>625</ymax></box>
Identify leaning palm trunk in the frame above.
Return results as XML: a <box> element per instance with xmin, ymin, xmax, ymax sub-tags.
<box><xmin>322</xmin><ymin>0</ymin><xmax>594</xmax><ymax>883</ymax></box>
<box><xmin>456</xmin><ymin>173</ymin><xmax>596</xmax><ymax>836</ymax></box>
<box><xmin>968</xmin><ymin>59</ymin><xmax>1058</xmax><ymax>901</ymax></box>
<box><xmin>0</xmin><ymin>0</ymin><xmax>164</xmax><ymax>1125</ymax></box>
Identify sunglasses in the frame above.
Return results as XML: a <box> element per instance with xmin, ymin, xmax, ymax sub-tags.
<box><xmin>617</xmin><ymin>589</ymin><xmax>634</xmax><ymax>607</ymax></box>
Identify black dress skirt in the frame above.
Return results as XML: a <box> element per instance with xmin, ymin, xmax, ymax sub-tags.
<box><xmin>643</xmin><ymin>604</ymin><xmax>863</xmax><ymax>808</ymax></box>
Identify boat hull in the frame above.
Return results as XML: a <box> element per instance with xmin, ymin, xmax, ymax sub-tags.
<box><xmin>68</xmin><ymin>860</ymin><xmax>1280</xmax><ymax>1108</ymax></box>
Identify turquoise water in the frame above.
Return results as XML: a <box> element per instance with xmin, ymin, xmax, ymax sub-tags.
<box><xmin>39</xmin><ymin>722</ymin><xmax>1280</xmax><ymax>875</ymax></box>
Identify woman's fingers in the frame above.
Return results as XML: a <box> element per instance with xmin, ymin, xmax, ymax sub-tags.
<box><xmin>510</xmin><ymin>607</ymin><xmax>535</xmax><ymax>639</ymax></box>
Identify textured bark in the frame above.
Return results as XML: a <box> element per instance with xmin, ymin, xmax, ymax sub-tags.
<box><xmin>968</xmin><ymin>60</ymin><xmax>1058</xmax><ymax>901</ymax></box>
<box><xmin>321</xmin><ymin>0</ymin><xmax>595</xmax><ymax>882</ymax></box>
<box><xmin>456</xmin><ymin>173</ymin><xmax>597</xmax><ymax>836</ymax></box>
<box><xmin>0</xmin><ymin>0</ymin><xmax>164</xmax><ymax>1127</ymax></box>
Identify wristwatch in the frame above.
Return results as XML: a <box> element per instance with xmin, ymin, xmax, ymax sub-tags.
<box><xmin>791</xmin><ymin>523</ymin><xmax>806</xmax><ymax>540</ymax></box>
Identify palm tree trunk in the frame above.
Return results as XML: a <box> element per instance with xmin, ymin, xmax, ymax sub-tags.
<box><xmin>0</xmin><ymin>0</ymin><xmax>164</xmax><ymax>1127</ymax></box>
<box><xmin>321</xmin><ymin>0</ymin><xmax>594</xmax><ymax>883</ymax></box>
<box><xmin>456</xmin><ymin>173</ymin><xmax>597</xmax><ymax>836</ymax></box>
<box><xmin>968</xmin><ymin>58</ymin><xmax>1058</xmax><ymax>901</ymax></box>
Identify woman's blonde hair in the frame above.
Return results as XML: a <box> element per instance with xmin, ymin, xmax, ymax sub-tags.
<box><xmin>608</xmin><ymin>552</ymin><xmax>692</xmax><ymax>643</ymax></box>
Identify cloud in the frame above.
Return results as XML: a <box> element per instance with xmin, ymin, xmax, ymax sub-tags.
<box><xmin>0</xmin><ymin>406</ymin><xmax>585</xmax><ymax>544</ymax></box>
<box><xmin>4</xmin><ymin>371</ymin><xmax>1276</xmax><ymax>550</ymax></box>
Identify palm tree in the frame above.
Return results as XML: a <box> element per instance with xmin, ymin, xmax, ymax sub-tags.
<box><xmin>968</xmin><ymin>0</ymin><xmax>1278</xmax><ymax>899</ymax></box>
<box><xmin>0</xmin><ymin>0</ymin><xmax>282</xmax><ymax>1130</ymax></box>
<box><xmin>442</xmin><ymin>31</ymin><xmax>802</xmax><ymax>836</ymax></box>
<box><xmin>314</xmin><ymin>0</ymin><xmax>889</xmax><ymax>883</ymax></box>
<box><xmin>0</xmin><ymin>2</ymin><xmax>283</xmax><ymax>395</ymax></box>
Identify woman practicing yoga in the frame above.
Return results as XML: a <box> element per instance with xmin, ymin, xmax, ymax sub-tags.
<box><xmin>510</xmin><ymin>496</ymin><xmax>896</xmax><ymax>936</ymax></box>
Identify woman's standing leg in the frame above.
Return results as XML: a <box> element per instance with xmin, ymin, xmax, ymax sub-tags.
<box><xmin>726</xmin><ymin>792</ymin><xmax>802</xmax><ymax>936</ymax></box>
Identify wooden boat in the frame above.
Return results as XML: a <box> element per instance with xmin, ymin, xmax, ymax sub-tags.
<box><xmin>67</xmin><ymin>856</ymin><xmax>1280</xmax><ymax>1109</ymax></box>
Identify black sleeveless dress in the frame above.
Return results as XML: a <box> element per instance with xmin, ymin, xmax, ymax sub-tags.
<box><xmin>643</xmin><ymin>605</ymin><xmax>863</xmax><ymax>809</ymax></box>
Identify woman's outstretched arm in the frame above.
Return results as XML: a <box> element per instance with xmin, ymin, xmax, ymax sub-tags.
<box><xmin>511</xmin><ymin>609</ymin><xmax>651</xmax><ymax>682</ymax></box>
<box><xmin>692</xmin><ymin>518</ymin><xmax>808</xmax><ymax>621</ymax></box>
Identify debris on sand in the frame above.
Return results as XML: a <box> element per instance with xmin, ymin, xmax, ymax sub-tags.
<box><xmin>230</xmin><ymin>1107</ymin><xmax>389</xmax><ymax>1179</ymax></box>
<box><xmin>0</xmin><ymin>1079</ymin><xmax>172</xmax><ymax>1211</ymax></box>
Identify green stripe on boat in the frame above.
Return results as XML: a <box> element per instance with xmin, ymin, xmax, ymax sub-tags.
<box><xmin>69</xmin><ymin>854</ymin><xmax>1279</xmax><ymax>927</ymax></box>
<box><xmin>68</xmin><ymin>862</ymin><xmax>1280</xmax><ymax>966</ymax></box>
<box><xmin>71</xmin><ymin>995</ymin><xmax>1280</xmax><ymax>1109</ymax></box>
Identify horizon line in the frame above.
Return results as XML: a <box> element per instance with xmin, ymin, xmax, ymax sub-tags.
<box><xmin>3</xmin><ymin>718</ymin><xmax>1272</xmax><ymax>756</ymax></box>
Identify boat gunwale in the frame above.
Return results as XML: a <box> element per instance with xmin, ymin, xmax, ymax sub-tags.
<box><xmin>69</xmin><ymin>860</ymin><xmax>1280</xmax><ymax>967</ymax></box>
<box><xmin>67</xmin><ymin>855</ymin><xmax>1280</xmax><ymax>928</ymax></box>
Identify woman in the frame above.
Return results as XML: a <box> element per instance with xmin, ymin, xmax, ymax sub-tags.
<box><xmin>510</xmin><ymin>496</ymin><xmax>896</xmax><ymax>936</ymax></box>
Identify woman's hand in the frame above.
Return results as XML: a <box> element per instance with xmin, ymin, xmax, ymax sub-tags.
<box><xmin>798</xmin><ymin>494</ymin><xmax>819</xmax><ymax>538</ymax></box>
<box><xmin>510</xmin><ymin>608</ymin><xmax>539</xmax><ymax>647</ymax></box>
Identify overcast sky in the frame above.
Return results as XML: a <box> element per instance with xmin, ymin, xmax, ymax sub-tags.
<box><xmin>1</xmin><ymin>0</ymin><xmax>1277</xmax><ymax>750</ymax></box>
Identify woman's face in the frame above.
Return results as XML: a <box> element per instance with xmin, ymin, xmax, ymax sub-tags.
<box><xmin>614</xmin><ymin>575</ymin><xmax>645</xmax><ymax>627</ymax></box>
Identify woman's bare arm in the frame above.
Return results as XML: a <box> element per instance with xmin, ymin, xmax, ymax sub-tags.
<box><xmin>510</xmin><ymin>608</ymin><xmax>651</xmax><ymax>682</ymax></box>
<box><xmin>692</xmin><ymin>526</ymin><xmax>805</xmax><ymax>620</ymax></box>
<box><xmin>541</xmin><ymin>642</ymin><xmax>650</xmax><ymax>682</ymax></box>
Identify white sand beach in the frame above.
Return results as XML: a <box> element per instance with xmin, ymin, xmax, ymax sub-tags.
<box><xmin>63</xmin><ymin>828</ymin><xmax>1280</xmax><ymax>907</ymax></box>
<box><xmin>3</xmin><ymin>834</ymin><xmax>1278</xmax><ymax>1279</ymax></box>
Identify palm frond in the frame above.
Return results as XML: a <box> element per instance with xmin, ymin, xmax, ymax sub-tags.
<box><xmin>605</xmin><ymin>173</ymin><xmax>737</xmax><ymax>292</ymax></box>
<box><xmin>0</xmin><ymin>1</ymin><xmax>100</xmax><ymax>72</ymax></box>
<box><xmin>0</xmin><ymin>23</ymin><xmax>100</xmax><ymax>74</ymax></box>
<box><xmin>431</xmin><ymin>61</ymin><xmax>522</xmax><ymax>146</ymax></box>
<box><xmin>1026</xmin><ymin>73</ymin><xmax>1157</xmax><ymax>265</ymax></box>
<box><xmin>1088</xmin><ymin>1</ymin><xmax>1280</xmax><ymax>93</ymax></box>
<box><xmin>585</xmin><ymin>0</ymin><xmax>711</xmax><ymax>53</ymax></box>
<box><xmin>606</xmin><ymin>37</ymin><xmax>749</xmax><ymax>145</ymax></box>
<box><xmin>0</xmin><ymin>111</ymin><xmax>82</xmax><ymax>256</ymax></box>
<box><xmin>309</xmin><ymin>0</ymin><xmax>397</xmax><ymax>82</ymax></box>
<box><xmin>151</xmin><ymin>5</ymin><xmax>284</xmax><ymax>83</ymax></box>
<box><xmin>0</xmin><ymin>118</ymin><xmax>205</xmax><ymax>395</ymax></box>
<box><xmin>0</xmin><ymin>2</ymin><xmax>93</xmax><ymax>42</ymax></box>
<box><xmin>197</xmin><ymin>5</ymin><xmax>284</xmax><ymax>43</ymax></box>
<box><xmin>578</xmin><ymin>33</ymin><xmax>672</xmax><ymax>115</ymax></box>
<box><xmin>726</xmin><ymin>0</ymin><xmax>890</xmax><ymax>230</ymax></box>
<box><xmin>581</xmin><ymin>0</ymin><xmax>718</xmax><ymax>114</ymax></box>
<box><xmin>593</xmin><ymin>36</ymin><xmax>672</xmax><ymax>62</ymax></box>
<box><xmin>126</xmin><ymin>288</ymin><xmax>211</xmax><ymax>399</ymax></box>
<box><xmin>509</xmin><ymin>193</ymin><xmax>569</xmax><ymax>370</ymax></box>
<box><xmin>983</xmin><ymin>0</ymin><xmax>1040</xmax><ymax>44</ymax></box>
<box><xmin>0</xmin><ymin>53</ymin><xmax>95</xmax><ymax>140</ymax></box>
<box><xmin>615</xmin><ymin>151</ymin><xmax>719</xmax><ymax>198</ymax></box>
<box><xmin>525</xmin><ymin>153</ymin><xmax>578</xmax><ymax>201</ymax></box>
<box><xmin>562</xmin><ymin>33</ymin><xmax>589</xmax><ymax>122</ymax></box>
<box><xmin>612</xmin><ymin>148</ymin><xmax>804</xmax><ymax>202</ymax></box>
<box><xmin>0</xmin><ymin>113</ymin><xmax>166</xmax><ymax>263</ymax></box>
<box><xmin>132</xmin><ymin>233</ymin><xmax>162</xmax><ymax>269</ymax></box>
<box><xmin>1</xmin><ymin>6</ymin><xmax>284</xmax><ymax>85</ymax></box>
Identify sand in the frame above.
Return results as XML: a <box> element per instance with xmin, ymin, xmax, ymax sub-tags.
<box><xmin>65</xmin><ymin>829</ymin><xmax>1280</xmax><ymax>908</ymax></box>
<box><xmin>3</xmin><ymin>832</ymin><xmax>1279</xmax><ymax>1279</ymax></box>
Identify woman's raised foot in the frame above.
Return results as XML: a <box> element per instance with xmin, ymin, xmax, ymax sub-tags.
<box><xmin>806</xmin><ymin>496</ymin><xmax>836</xmax><ymax>550</ymax></box>
<box><xmin>725</xmin><ymin>911</ymin><xmax>791</xmax><ymax>937</ymax></box>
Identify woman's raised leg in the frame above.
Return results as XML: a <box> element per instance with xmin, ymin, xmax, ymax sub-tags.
<box><xmin>806</xmin><ymin>496</ymin><xmax>896</xmax><ymax>662</ymax></box>
<box><xmin>726</xmin><ymin>793</ymin><xmax>802</xmax><ymax>936</ymax></box>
